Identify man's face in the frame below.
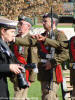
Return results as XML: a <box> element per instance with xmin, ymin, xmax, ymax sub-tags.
<box><xmin>2</xmin><ymin>28</ymin><xmax>15</xmax><ymax>42</ymax></box>
<box><xmin>18</xmin><ymin>20</ymin><xmax>31</xmax><ymax>35</ymax></box>
<box><xmin>43</xmin><ymin>17</ymin><xmax>51</xmax><ymax>31</ymax></box>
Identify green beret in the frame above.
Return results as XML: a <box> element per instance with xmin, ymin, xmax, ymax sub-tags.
<box><xmin>0</xmin><ymin>17</ymin><xmax>18</xmax><ymax>29</ymax></box>
<box><xmin>18</xmin><ymin>15</ymin><xmax>34</xmax><ymax>26</ymax></box>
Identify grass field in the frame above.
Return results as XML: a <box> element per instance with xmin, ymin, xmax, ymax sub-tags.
<box><xmin>8</xmin><ymin>78</ymin><xmax>63</xmax><ymax>100</ymax></box>
<box><xmin>33</xmin><ymin>24</ymin><xmax>73</xmax><ymax>28</ymax></box>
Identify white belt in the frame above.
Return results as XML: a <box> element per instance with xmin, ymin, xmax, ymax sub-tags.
<box><xmin>41</xmin><ymin>59</ymin><xmax>47</xmax><ymax>63</ymax></box>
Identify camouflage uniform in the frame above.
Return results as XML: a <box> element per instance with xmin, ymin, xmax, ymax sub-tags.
<box><xmin>15</xmin><ymin>29</ymin><xmax>69</xmax><ymax>100</ymax></box>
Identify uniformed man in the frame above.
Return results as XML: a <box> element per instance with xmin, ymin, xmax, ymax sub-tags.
<box><xmin>13</xmin><ymin>15</ymin><xmax>38</xmax><ymax>100</ymax></box>
<box><xmin>0</xmin><ymin>17</ymin><xmax>24</xmax><ymax>99</ymax></box>
<box><xmin>13</xmin><ymin>13</ymin><xmax>69</xmax><ymax>100</ymax></box>
<box><xmin>35</xmin><ymin>13</ymin><xmax>69</xmax><ymax>100</ymax></box>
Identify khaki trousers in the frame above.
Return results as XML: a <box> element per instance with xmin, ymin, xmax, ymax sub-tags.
<box><xmin>14</xmin><ymin>87</ymin><xmax>28</xmax><ymax>100</ymax></box>
<box><xmin>41</xmin><ymin>81</ymin><xmax>59</xmax><ymax>100</ymax></box>
<box><xmin>13</xmin><ymin>77</ymin><xmax>28</xmax><ymax>100</ymax></box>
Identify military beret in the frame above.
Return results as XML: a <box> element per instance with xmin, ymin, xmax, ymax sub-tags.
<box><xmin>18</xmin><ymin>15</ymin><xmax>34</xmax><ymax>26</ymax></box>
<box><xmin>43</xmin><ymin>13</ymin><xmax>58</xmax><ymax>19</ymax></box>
<box><xmin>0</xmin><ymin>17</ymin><xmax>18</xmax><ymax>29</ymax></box>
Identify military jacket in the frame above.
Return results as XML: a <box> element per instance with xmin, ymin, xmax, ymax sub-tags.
<box><xmin>44</xmin><ymin>29</ymin><xmax>69</xmax><ymax>64</ymax></box>
<box><xmin>15</xmin><ymin>33</ymin><xmax>38</xmax><ymax>82</ymax></box>
<box><xmin>15</xmin><ymin>29</ymin><xmax>69</xmax><ymax>81</ymax></box>
<box><xmin>37</xmin><ymin>29</ymin><xmax>69</xmax><ymax>81</ymax></box>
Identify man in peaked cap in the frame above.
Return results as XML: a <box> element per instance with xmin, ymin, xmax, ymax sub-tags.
<box><xmin>13</xmin><ymin>15</ymin><xmax>38</xmax><ymax>100</ymax></box>
<box><xmin>0</xmin><ymin>17</ymin><xmax>24</xmax><ymax>99</ymax></box>
<box><xmin>13</xmin><ymin>12</ymin><xmax>69</xmax><ymax>100</ymax></box>
<box><xmin>0</xmin><ymin>17</ymin><xmax>18</xmax><ymax>28</ymax></box>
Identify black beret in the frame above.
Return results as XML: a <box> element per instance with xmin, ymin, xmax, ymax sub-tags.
<box><xmin>18</xmin><ymin>15</ymin><xmax>34</xmax><ymax>26</ymax></box>
<box><xmin>43</xmin><ymin>13</ymin><xmax>58</xmax><ymax>19</ymax></box>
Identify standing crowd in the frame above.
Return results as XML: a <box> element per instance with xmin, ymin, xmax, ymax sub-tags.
<box><xmin>0</xmin><ymin>12</ymin><xmax>75</xmax><ymax>100</ymax></box>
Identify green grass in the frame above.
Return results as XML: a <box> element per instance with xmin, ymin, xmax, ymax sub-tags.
<box><xmin>8</xmin><ymin>79</ymin><xmax>42</xmax><ymax>100</ymax></box>
<box><xmin>57</xmin><ymin>84</ymin><xmax>63</xmax><ymax>100</ymax></box>
<box><xmin>8</xmin><ymin>78</ymin><xmax>63</xmax><ymax>100</ymax></box>
<box><xmin>28</xmin><ymin>81</ymin><xmax>41</xmax><ymax>100</ymax></box>
<box><xmin>57</xmin><ymin>25</ymin><xmax>73</xmax><ymax>28</ymax></box>
<box><xmin>33</xmin><ymin>24</ymin><xmax>73</xmax><ymax>28</ymax></box>
<box><xmin>8</xmin><ymin>78</ymin><xmax>14</xmax><ymax>99</ymax></box>
<box><xmin>33</xmin><ymin>25</ymin><xmax>43</xmax><ymax>28</ymax></box>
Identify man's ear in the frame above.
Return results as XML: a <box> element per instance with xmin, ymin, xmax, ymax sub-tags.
<box><xmin>1</xmin><ymin>28</ymin><xmax>6</xmax><ymax>35</ymax></box>
<box><xmin>53</xmin><ymin>21</ymin><xmax>55</xmax><ymax>24</ymax></box>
